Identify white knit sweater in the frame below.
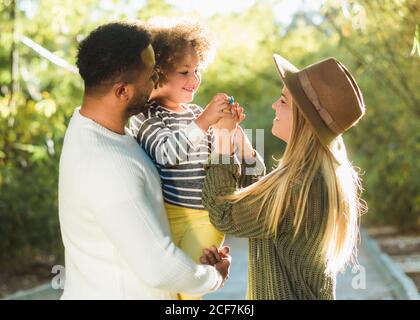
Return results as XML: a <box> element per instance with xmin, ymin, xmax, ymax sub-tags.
<box><xmin>58</xmin><ymin>108</ymin><xmax>222</xmax><ymax>299</ymax></box>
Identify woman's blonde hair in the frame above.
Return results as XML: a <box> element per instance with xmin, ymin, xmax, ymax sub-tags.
<box><xmin>225</xmin><ymin>100</ymin><xmax>366</xmax><ymax>274</ymax></box>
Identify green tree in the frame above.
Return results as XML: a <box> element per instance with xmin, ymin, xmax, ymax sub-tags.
<box><xmin>1</xmin><ymin>0</ymin><xmax>419</xmax><ymax>273</ymax></box>
<box><xmin>314</xmin><ymin>0</ymin><xmax>420</xmax><ymax>228</ymax></box>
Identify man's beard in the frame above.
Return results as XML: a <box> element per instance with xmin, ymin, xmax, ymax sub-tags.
<box><xmin>125</xmin><ymin>92</ymin><xmax>151</xmax><ymax>117</ymax></box>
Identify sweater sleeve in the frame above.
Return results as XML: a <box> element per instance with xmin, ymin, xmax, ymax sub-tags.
<box><xmin>202</xmin><ymin>153</ymin><xmax>273</xmax><ymax>239</ymax></box>
<box><xmin>238</xmin><ymin>150</ymin><xmax>266</xmax><ymax>188</ymax></box>
<box><xmin>129</xmin><ymin>111</ymin><xmax>207</xmax><ymax>168</ymax></box>
<box><xmin>86</xmin><ymin>156</ymin><xmax>222</xmax><ymax>296</ymax></box>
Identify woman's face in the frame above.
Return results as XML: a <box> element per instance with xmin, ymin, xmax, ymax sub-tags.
<box><xmin>153</xmin><ymin>46</ymin><xmax>202</xmax><ymax>107</ymax></box>
<box><xmin>272</xmin><ymin>86</ymin><xmax>293</xmax><ymax>143</ymax></box>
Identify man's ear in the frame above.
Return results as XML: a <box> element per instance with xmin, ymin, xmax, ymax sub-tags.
<box><xmin>114</xmin><ymin>82</ymin><xmax>131</xmax><ymax>101</ymax></box>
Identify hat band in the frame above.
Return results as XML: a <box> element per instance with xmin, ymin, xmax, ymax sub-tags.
<box><xmin>298</xmin><ymin>71</ymin><xmax>343</xmax><ymax>135</ymax></box>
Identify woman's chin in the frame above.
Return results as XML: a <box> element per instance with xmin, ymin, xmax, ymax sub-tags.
<box><xmin>271</xmin><ymin>124</ymin><xmax>277</xmax><ymax>135</ymax></box>
<box><xmin>271</xmin><ymin>127</ymin><xmax>285</xmax><ymax>142</ymax></box>
<box><xmin>271</xmin><ymin>126</ymin><xmax>277</xmax><ymax>137</ymax></box>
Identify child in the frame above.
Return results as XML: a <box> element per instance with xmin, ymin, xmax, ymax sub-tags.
<box><xmin>129</xmin><ymin>21</ymin><xmax>265</xmax><ymax>300</ymax></box>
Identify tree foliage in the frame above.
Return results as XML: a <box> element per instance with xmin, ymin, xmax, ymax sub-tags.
<box><xmin>0</xmin><ymin>0</ymin><xmax>419</xmax><ymax>264</ymax></box>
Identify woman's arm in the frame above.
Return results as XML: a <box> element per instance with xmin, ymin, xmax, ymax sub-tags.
<box><xmin>202</xmin><ymin>153</ymin><xmax>273</xmax><ymax>239</ymax></box>
<box><xmin>202</xmin><ymin>105</ymin><xmax>271</xmax><ymax>239</ymax></box>
<box><xmin>234</xmin><ymin>126</ymin><xmax>266</xmax><ymax>188</ymax></box>
<box><xmin>239</xmin><ymin>152</ymin><xmax>266</xmax><ymax>188</ymax></box>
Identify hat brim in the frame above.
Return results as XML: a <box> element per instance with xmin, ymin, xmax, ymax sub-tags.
<box><xmin>273</xmin><ymin>54</ymin><xmax>299</xmax><ymax>81</ymax></box>
<box><xmin>272</xmin><ymin>54</ymin><xmax>336</xmax><ymax>146</ymax></box>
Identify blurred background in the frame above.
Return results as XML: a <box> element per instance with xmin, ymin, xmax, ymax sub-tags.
<box><xmin>0</xmin><ymin>0</ymin><xmax>419</xmax><ymax>299</ymax></box>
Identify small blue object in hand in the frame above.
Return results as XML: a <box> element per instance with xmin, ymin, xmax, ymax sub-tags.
<box><xmin>229</xmin><ymin>96</ymin><xmax>235</xmax><ymax>105</ymax></box>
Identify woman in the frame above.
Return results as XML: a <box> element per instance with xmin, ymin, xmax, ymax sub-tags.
<box><xmin>201</xmin><ymin>54</ymin><xmax>367</xmax><ymax>299</ymax></box>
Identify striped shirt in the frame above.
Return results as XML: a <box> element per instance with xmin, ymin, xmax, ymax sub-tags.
<box><xmin>129</xmin><ymin>102</ymin><xmax>214</xmax><ymax>209</ymax></box>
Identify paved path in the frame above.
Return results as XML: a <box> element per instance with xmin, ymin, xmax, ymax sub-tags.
<box><xmin>6</xmin><ymin>235</ymin><xmax>402</xmax><ymax>300</ymax></box>
<box><xmin>204</xmin><ymin>236</ymin><xmax>397</xmax><ymax>300</ymax></box>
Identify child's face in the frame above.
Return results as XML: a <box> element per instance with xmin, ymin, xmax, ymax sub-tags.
<box><xmin>157</xmin><ymin>47</ymin><xmax>202</xmax><ymax>105</ymax></box>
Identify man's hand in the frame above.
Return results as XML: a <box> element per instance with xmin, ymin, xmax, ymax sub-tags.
<box><xmin>200</xmin><ymin>245</ymin><xmax>231</xmax><ymax>285</ymax></box>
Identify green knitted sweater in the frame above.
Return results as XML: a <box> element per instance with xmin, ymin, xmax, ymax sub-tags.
<box><xmin>202</xmin><ymin>157</ymin><xmax>335</xmax><ymax>300</ymax></box>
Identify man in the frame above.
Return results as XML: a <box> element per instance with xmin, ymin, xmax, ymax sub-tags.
<box><xmin>58</xmin><ymin>22</ymin><xmax>230</xmax><ymax>299</ymax></box>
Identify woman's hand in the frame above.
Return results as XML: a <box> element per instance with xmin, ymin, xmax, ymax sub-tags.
<box><xmin>212</xmin><ymin>103</ymin><xmax>245</xmax><ymax>155</ymax></box>
<box><xmin>212</xmin><ymin>102</ymin><xmax>245</xmax><ymax>131</ymax></box>
<box><xmin>195</xmin><ymin>93</ymin><xmax>235</xmax><ymax>132</ymax></box>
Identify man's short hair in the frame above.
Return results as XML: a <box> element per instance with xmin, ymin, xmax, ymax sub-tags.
<box><xmin>76</xmin><ymin>22</ymin><xmax>152</xmax><ymax>89</ymax></box>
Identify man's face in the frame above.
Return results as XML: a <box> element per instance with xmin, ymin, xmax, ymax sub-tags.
<box><xmin>126</xmin><ymin>45</ymin><xmax>158</xmax><ymax>116</ymax></box>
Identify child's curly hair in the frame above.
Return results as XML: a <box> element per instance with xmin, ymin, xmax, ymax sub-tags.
<box><xmin>150</xmin><ymin>21</ymin><xmax>214</xmax><ymax>88</ymax></box>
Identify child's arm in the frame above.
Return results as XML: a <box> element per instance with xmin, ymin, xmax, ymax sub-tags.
<box><xmin>129</xmin><ymin>95</ymin><xmax>234</xmax><ymax>167</ymax></box>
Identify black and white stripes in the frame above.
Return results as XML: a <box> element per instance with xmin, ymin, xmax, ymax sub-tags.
<box><xmin>129</xmin><ymin>102</ymin><xmax>213</xmax><ymax>209</ymax></box>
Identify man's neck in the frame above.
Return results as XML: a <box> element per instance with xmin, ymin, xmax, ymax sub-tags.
<box><xmin>80</xmin><ymin>96</ymin><xmax>127</xmax><ymax>135</ymax></box>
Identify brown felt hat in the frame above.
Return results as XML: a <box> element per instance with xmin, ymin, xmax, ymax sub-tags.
<box><xmin>273</xmin><ymin>54</ymin><xmax>365</xmax><ymax>146</ymax></box>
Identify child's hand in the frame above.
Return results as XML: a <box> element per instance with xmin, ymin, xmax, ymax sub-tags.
<box><xmin>213</xmin><ymin>103</ymin><xmax>245</xmax><ymax>131</ymax></box>
<box><xmin>195</xmin><ymin>93</ymin><xmax>234</xmax><ymax>132</ymax></box>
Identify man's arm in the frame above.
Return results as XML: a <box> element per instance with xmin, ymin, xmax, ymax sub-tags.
<box><xmin>87</xmin><ymin>156</ymin><xmax>224</xmax><ymax>296</ymax></box>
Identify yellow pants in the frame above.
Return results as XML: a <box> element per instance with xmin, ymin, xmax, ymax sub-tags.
<box><xmin>164</xmin><ymin>202</ymin><xmax>225</xmax><ymax>300</ymax></box>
